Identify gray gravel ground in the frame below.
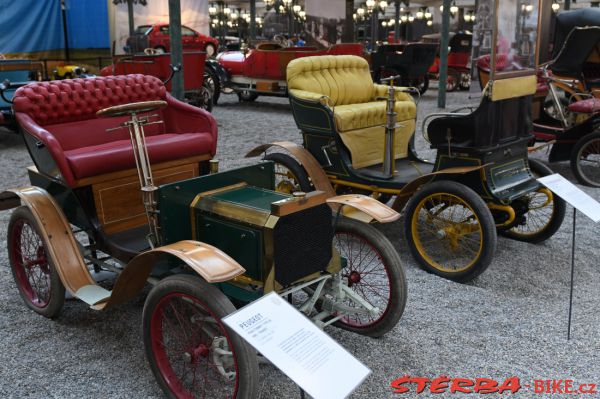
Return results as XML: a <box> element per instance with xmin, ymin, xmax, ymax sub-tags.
<box><xmin>1</xmin><ymin>86</ymin><xmax>599</xmax><ymax>399</ymax></box>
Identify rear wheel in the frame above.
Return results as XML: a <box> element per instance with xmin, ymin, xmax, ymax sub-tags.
<box><xmin>143</xmin><ymin>275</ymin><xmax>258</xmax><ymax>399</ymax></box>
<box><xmin>204</xmin><ymin>67</ymin><xmax>220</xmax><ymax>104</ymax></box>
<box><xmin>571</xmin><ymin>131</ymin><xmax>600</xmax><ymax>187</ymax></box>
<box><xmin>8</xmin><ymin>206</ymin><xmax>65</xmax><ymax>318</ymax></box>
<box><xmin>264</xmin><ymin>152</ymin><xmax>312</xmax><ymax>193</ymax></box>
<box><xmin>404</xmin><ymin>181</ymin><xmax>497</xmax><ymax>282</ymax></box>
<box><xmin>237</xmin><ymin>90</ymin><xmax>258</xmax><ymax>102</ymax></box>
<box><xmin>502</xmin><ymin>159</ymin><xmax>566</xmax><ymax>243</ymax></box>
<box><xmin>331</xmin><ymin>217</ymin><xmax>407</xmax><ymax>337</ymax></box>
<box><xmin>185</xmin><ymin>86</ymin><xmax>213</xmax><ymax>112</ymax></box>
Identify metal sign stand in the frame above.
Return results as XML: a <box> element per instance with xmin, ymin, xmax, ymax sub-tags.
<box><xmin>567</xmin><ymin>209</ymin><xmax>576</xmax><ymax>340</ymax></box>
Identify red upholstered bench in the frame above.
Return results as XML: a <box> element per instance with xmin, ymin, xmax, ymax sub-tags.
<box><xmin>12</xmin><ymin>74</ymin><xmax>217</xmax><ymax>187</ymax></box>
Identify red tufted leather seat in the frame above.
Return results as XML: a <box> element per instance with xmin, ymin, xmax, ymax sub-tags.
<box><xmin>13</xmin><ymin>74</ymin><xmax>217</xmax><ymax>187</ymax></box>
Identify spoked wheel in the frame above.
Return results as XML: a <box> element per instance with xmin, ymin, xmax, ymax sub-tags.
<box><xmin>204</xmin><ymin>68</ymin><xmax>220</xmax><ymax>105</ymax></box>
<box><xmin>404</xmin><ymin>181</ymin><xmax>497</xmax><ymax>282</ymax></box>
<box><xmin>330</xmin><ymin>217</ymin><xmax>407</xmax><ymax>337</ymax></box>
<box><xmin>184</xmin><ymin>87</ymin><xmax>213</xmax><ymax>112</ymax></box>
<box><xmin>237</xmin><ymin>90</ymin><xmax>258</xmax><ymax>102</ymax></box>
<box><xmin>502</xmin><ymin>159</ymin><xmax>566</xmax><ymax>243</ymax></box>
<box><xmin>571</xmin><ymin>131</ymin><xmax>600</xmax><ymax>187</ymax></box>
<box><xmin>7</xmin><ymin>206</ymin><xmax>65</xmax><ymax>318</ymax></box>
<box><xmin>458</xmin><ymin>72</ymin><xmax>471</xmax><ymax>90</ymax></box>
<box><xmin>264</xmin><ymin>152</ymin><xmax>312</xmax><ymax>194</ymax></box>
<box><xmin>446</xmin><ymin>74</ymin><xmax>460</xmax><ymax>92</ymax></box>
<box><xmin>143</xmin><ymin>275</ymin><xmax>258</xmax><ymax>399</ymax></box>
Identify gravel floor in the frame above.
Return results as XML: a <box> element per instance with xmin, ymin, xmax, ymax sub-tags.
<box><xmin>0</xmin><ymin>86</ymin><xmax>599</xmax><ymax>399</ymax></box>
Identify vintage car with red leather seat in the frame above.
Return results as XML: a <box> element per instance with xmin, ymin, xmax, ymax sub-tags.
<box><xmin>0</xmin><ymin>74</ymin><xmax>407</xmax><ymax>398</ymax></box>
<box><xmin>216</xmin><ymin>42</ymin><xmax>365</xmax><ymax>101</ymax></box>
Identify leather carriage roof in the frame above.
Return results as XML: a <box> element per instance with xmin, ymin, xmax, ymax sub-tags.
<box><xmin>550</xmin><ymin>26</ymin><xmax>600</xmax><ymax>79</ymax></box>
<box><xmin>553</xmin><ymin>8</ymin><xmax>600</xmax><ymax>59</ymax></box>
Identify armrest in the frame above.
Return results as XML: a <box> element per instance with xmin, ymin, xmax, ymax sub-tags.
<box><xmin>162</xmin><ymin>93</ymin><xmax>218</xmax><ymax>156</ymax></box>
<box><xmin>15</xmin><ymin>112</ymin><xmax>74</xmax><ymax>185</ymax></box>
<box><xmin>288</xmin><ymin>89</ymin><xmax>333</xmax><ymax>107</ymax></box>
<box><xmin>372</xmin><ymin>84</ymin><xmax>414</xmax><ymax>103</ymax></box>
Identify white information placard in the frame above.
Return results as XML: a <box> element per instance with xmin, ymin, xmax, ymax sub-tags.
<box><xmin>223</xmin><ymin>292</ymin><xmax>371</xmax><ymax>399</ymax></box>
<box><xmin>537</xmin><ymin>174</ymin><xmax>600</xmax><ymax>223</ymax></box>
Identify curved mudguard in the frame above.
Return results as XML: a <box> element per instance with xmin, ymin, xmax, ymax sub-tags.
<box><xmin>246</xmin><ymin>141</ymin><xmax>401</xmax><ymax>223</ymax></box>
<box><xmin>205</xmin><ymin>58</ymin><xmax>230</xmax><ymax>89</ymax></box>
<box><xmin>0</xmin><ymin>187</ymin><xmax>245</xmax><ymax>310</ymax></box>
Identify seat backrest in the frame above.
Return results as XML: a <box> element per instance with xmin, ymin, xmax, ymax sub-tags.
<box><xmin>13</xmin><ymin>74</ymin><xmax>166</xmax><ymax>126</ymax></box>
<box><xmin>287</xmin><ymin>55</ymin><xmax>374</xmax><ymax>106</ymax></box>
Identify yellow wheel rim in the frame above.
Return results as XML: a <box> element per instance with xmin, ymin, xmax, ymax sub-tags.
<box><xmin>273</xmin><ymin>164</ymin><xmax>301</xmax><ymax>194</ymax></box>
<box><xmin>509</xmin><ymin>188</ymin><xmax>555</xmax><ymax>238</ymax></box>
<box><xmin>411</xmin><ymin>192</ymin><xmax>484</xmax><ymax>273</ymax></box>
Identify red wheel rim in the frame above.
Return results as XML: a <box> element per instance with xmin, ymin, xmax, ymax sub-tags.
<box><xmin>9</xmin><ymin>219</ymin><xmax>52</xmax><ymax>308</ymax></box>
<box><xmin>150</xmin><ymin>293</ymin><xmax>239</xmax><ymax>398</ymax></box>
<box><xmin>333</xmin><ymin>232</ymin><xmax>393</xmax><ymax>328</ymax></box>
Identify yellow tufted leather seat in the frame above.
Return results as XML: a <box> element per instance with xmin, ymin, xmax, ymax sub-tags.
<box><xmin>287</xmin><ymin>55</ymin><xmax>416</xmax><ymax>169</ymax></box>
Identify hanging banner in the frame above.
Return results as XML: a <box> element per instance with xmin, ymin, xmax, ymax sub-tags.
<box><xmin>110</xmin><ymin>0</ymin><xmax>209</xmax><ymax>55</ymax></box>
<box><xmin>0</xmin><ymin>0</ymin><xmax>62</xmax><ymax>56</ymax></box>
<box><xmin>304</xmin><ymin>0</ymin><xmax>346</xmax><ymax>46</ymax></box>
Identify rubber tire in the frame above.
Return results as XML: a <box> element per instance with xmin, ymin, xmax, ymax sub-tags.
<box><xmin>7</xmin><ymin>206</ymin><xmax>65</xmax><ymax>318</ymax></box>
<box><xmin>264</xmin><ymin>152</ymin><xmax>313</xmax><ymax>193</ymax></box>
<box><xmin>403</xmin><ymin>181</ymin><xmax>497</xmax><ymax>282</ymax></box>
<box><xmin>205</xmin><ymin>43</ymin><xmax>216</xmax><ymax>58</ymax></box>
<box><xmin>199</xmin><ymin>85</ymin><xmax>214</xmax><ymax>112</ymax></box>
<box><xmin>502</xmin><ymin>159</ymin><xmax>566</xmax><ymax>243</ymax></box>
<box><xmin>143</xmin><ymin>275</ymin><xmax>259</xmax><ymax>399</ymax></box>
<box><xmin>332</xmin><ymin>217</ymin><xmax>407</xmax><ymax>338</ymax></box>
<box><xmin>570</xmin><ymin>131</ymin><xmax>600</xmax><ymax>187</ymax></box>
<box><xmin>411</xmin><ymin>75</ymin><xmax>429</xmax><ymax>95</ymax></box>
<box><xmin>238</xmin><ymin>90</ymin><xmax>258</xmax><ymax>102</ymax></box>
<box><xmin>204</xmin><ymin>67</ymin><xmax>220</xmax><ymax>105</ymax></box>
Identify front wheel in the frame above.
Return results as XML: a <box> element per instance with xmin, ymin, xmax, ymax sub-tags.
<box><xmin>502</xmin><ymin>159</ymin><xmax>566</xmax><ymax>243</ymax></box>
<box><xmin>331</xmin><ymin>217</ymin><xmax>407</xmax><ymax>337</ymax></box>
<box><xmin>8</xmin><ymin>206</ymin><xmax>65</xmax><ymax>318</ymax></box>
<box><xmin>264</xmin><ymin>152</ymin><xmax>312</xmax><ymax>194</ymax></box>
<box><xmin>404</xmin><ymin>181</ymin><xmax>497</xmax><ymax>282</ymax></box>
<box><xmin>570</xmin><ymin>131</ymin><xmax>600</xmax><ymax>187</ymax></box>
<box><xmin>143</xmin><ymin>275</ymin><xmax>259</xmax><ymax>399</ymax></box>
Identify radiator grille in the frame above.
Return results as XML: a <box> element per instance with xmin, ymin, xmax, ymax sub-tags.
<box><xmin>273</xmin><ymin>203</ymin><xmax>333</xmax><ymax>287</ymax></box>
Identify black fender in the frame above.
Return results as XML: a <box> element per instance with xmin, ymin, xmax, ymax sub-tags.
<box><xmin>205</xmin><ymin>58</ymin><xmax>230</xmax><ymax>89</ymax></box>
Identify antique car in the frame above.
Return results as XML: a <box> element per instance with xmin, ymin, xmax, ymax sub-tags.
<box><xmin>250</xmin><ymin>0</ymin><xmax>565</xmax><ymax>283</ymax></box>
<box><xmin>101</xmin><ymin>51</ymin><xmax>214</xmax><ymax>111</ymax></box>
<box><xmin>477</xmin><ymin>8</ymin><xmax>600</xmax><ymax>187</ymax></box>
<box><xmin>52</xmin><ymin>64</ymin><xmax>94</xmax><ymax>80</ymax></box>
<box><xmin>1</xmin><ymin>74</ymin><xmax>407</xmax><ymax>398</ymax></box>
<box><xmin>531</xmin><ymin>24</ymin><xmax>600</xmax><ymax>187</ymax></box>
<box><xmin>424</xmin><ymin>32</ymin><xmax>473</xmax><ymax>91</ymax></box>
<box><xmin>126</xmin><ymin>23</ymin><xmax>219</xmax><ymax>57</ymax></box>
<box><xmin>370</xmin><ymin>42</ymin><xmax>438</xmax><ymax>94</ymax></box>
<box><xmin>215</xmin><ymin>42</ymin><xmax>364</xmax><ymax>102</ymax></box>
<box><xmin>0</xmin><ymin>58</ymin><xmax>43</xmax><ymax>131</ymax></box>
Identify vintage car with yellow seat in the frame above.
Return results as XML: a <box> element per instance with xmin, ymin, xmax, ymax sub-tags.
<box><xmin>249</xmin><ymin>1</ymin><xmax>565</xmax><ymax>283</ymax></box>
<box><xmin>0</xmin><ymin>74</ymin><xmax>407</xmax><ymax>398</ymax></box>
